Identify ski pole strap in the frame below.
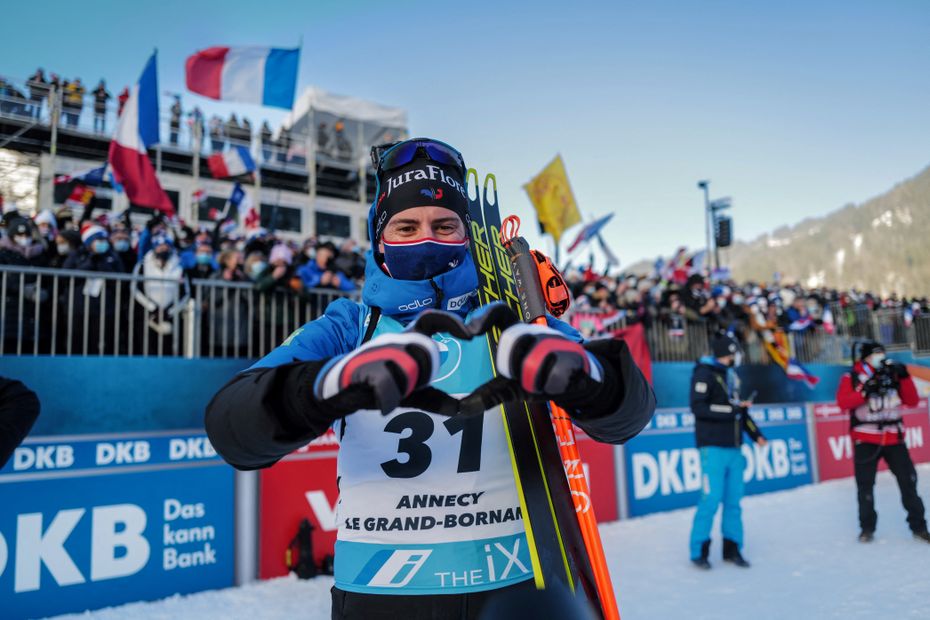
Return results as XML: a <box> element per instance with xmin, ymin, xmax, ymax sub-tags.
<box><xmin>499</xmin><ymin>215</ymin><xmax>571</xmax><ymax>319</ymax></box>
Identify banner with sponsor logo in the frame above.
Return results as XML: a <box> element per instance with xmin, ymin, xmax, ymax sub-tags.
<box><xmin>0</xmin><ymin>431</ymin><xmax>233</xmax><ymax>620</ymax></box>
<box><xmin>812</xmin><ymin>399</ymin><xmax>930</xmax><ymax>482</ymax></box>
<box><xmin>623</xmin><ymin>405</ymin><xmax>813</xmax><ymax>517</ymax></box>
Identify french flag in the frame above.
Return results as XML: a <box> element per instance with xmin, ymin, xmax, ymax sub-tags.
<box><xmin>208</xmin><ymin>145</ymin><xmax>256</xmax><ymax>178</ymax></box>
<box><xmin>185</xmin><ymin>46</ymin><xmax>299</xmax><ymax>109</ymax></box>
<box><xmin>786</xmin><ymin>358</ymin><xmax>820</xmax><ymax>389</ymax></box>
<box><xmin>108</xmin><ymin>53</ymin><xmax>174</xmax><ymax>215</ymax></box>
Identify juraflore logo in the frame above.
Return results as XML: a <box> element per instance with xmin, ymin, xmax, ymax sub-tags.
<box><xmin>384</xmin><ymin>165</ymin><xmax>466</xmax><ymax>200</ymax></box>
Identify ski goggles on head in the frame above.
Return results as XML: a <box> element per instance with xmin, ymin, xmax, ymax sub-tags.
<box><xmin>370</xmin><ymin>138</ymin><xmax>466</xmax><ymax>176</ymax></box>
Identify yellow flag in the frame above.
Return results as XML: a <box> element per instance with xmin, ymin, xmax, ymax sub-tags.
<box><xmin>522</xmin><ymin>154</ymin><xmax>581</xmax><ymax>244</ymax></box>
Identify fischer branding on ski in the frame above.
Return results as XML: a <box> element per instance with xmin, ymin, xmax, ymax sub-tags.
<box><xmin>464</xmin><ymin>168</ymin><xmax>575</xmax><ymax>593</ymax></box>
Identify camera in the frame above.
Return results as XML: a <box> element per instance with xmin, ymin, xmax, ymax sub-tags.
<box><xmin>863</xmin><ymin>362</ymin><xmax>900</xmax><ymax>398</ymax></box>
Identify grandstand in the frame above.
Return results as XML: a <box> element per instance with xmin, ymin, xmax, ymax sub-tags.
<box><xmin>0</xmin><ymin>74</ymin><xmax>408</xmax><ymax>245</ymax></box>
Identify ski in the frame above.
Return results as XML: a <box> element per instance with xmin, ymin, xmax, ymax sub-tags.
<box><xmin>479</xmin><ymin>175</ymin><xmax>607</xmax><ymax>615</ymax></box>
<box><xmin>465</xmin><ymin>168</ymin><xmax>577</xmax><ymax>594</ymax></box>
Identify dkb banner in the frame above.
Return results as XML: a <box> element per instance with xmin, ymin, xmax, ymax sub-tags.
<box><xmin>623</xmin><ymin>405</ymin><xmax>814</xmax><ymax>517</ymax></box>
<box><xmin>0</xmin><ymin>431</ymin><xmax>234</xmax><ymax>619</ymax></box>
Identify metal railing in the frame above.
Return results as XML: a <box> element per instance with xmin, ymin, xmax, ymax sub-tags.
<box><xmin>3</xmin><ymin>264</ymin><xmax>928</xmax><ymax>363</ymax></box>
<box><xmin>0</xmin><ymin>265</ymin><xmax>356</xmax><ymax>358</ymax></box>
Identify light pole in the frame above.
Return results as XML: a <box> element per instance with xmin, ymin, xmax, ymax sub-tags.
<box><xmin>697</xmin><ymin>180</ymin><xmax>710</xmax><ymax>275</ymax></box>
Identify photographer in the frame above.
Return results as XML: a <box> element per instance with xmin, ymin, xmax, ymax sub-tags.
<box><xmin>836</xmin><ymin>341</ymin><xmax>929</xmax><ymax>543</ymax></box>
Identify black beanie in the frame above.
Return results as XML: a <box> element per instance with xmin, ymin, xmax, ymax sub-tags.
<box><xmin>374</xmin><ymin>161</ymin><xmax>469</xmax><ymax>243</ymax></box>
<box><xmin>712</xmin><ymin>333</ymin><xmax>739</xmax><ymax>358</ymax></box>
<box><xmin>859</xmin><ymin>340</ymin><xmax>884</xmax><ymax>361</ymax></box>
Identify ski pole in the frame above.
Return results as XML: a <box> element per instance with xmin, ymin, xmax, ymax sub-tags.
<box><xmin>499</xmin><ymin>215</ymin><xmax>621</xmax><ymax>620</ymax></box>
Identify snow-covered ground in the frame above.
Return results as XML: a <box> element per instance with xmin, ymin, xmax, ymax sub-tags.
<box><xmin>51</xmin><ymin>465</ymin><xmax>930</xmax><ymax>620</ymax></box>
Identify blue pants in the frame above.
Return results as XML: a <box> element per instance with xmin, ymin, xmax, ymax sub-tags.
<box><xmin>689</xmin><ymin>446</ymin><xmax>746</xmax><ymax>559</ymax></box>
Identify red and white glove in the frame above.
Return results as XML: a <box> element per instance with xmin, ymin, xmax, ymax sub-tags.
<box><xmin>495</xmin><ymin>324</ymin><xmax>603</xmax><ymax>398</ymax></box>
<box><xmin>314</xmin><ymin>332</ymin><xmax>440</xmax><ymax>415</ymax></box>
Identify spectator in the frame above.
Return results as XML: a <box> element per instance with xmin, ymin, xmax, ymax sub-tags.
<box><xmin>169</xmin><ymin>96</ymin><xmax>182</xmax><ymax>145</ymax></box>
<box><xmin>1</xmin><ymin>218</ymin><xmax>45</xmax><ymax>266</ymax></box>
<box><xmin>226</xmin><ymin>113</ymin><xmax>242</xmax><ymax>147</ymax></box>
<box><xmin>109</xmin><ymin>225</ymin><xmax>136</xmax><ymax>273</ymax></box>
<box><xmin>786</xmin><ymin>295</ymin><xmax>814</xmax><ymax>332</ymax></box>
<box><xmin>296</xmin><ymin>241</ymin><xmax>355</xmax><ymax>292</ymax></box>
<box><xmin>208</xmin><ymin>249</ymin><xmax>249</xmax><ymax>356</ymax></box>
<box><xmin>26</xmin><ymin>68</ymin><xmax>48</xmax><ymax>119</ymax></box>
<box><xmin>132</xmin><ymin>233</ymin><xmax>190</xmax><ymax>341</ymax></box>
<box><xmin>117</xmin><ymin>86</ymin><xmax>129</xmax><ymax>116</ymax></box>
<box><xmin>209</xmin><ymin>115</ymin><xmax>224</xmax><ymax>152</ymax></box>
<box><xmin>92</xmin><ymin>80</ymin><xmax>111</xmax><ymax>133</ymax></box>
<box><xmin>241</xmin><ymin>117</ymin><xmax>252</xmax><ymax>145</ymax></box>
<box><xmin>682</xmin><ymin>274</ymin><xmax>719</xmax><ymax>324</ymax></box>
<box><xmin>316</xmin><ymin>122</ymin><xmax>331</xmax><ymax>156</ymax></box>
<box><xmin>334</xmin><ymin>119</ymin><xmax>353</xmax><ymax>160</ymax></box>
<box><xmin>189</xmin><ymin>106</ymin><xmax>204</xmax><ymax>152</ymax></box>
<box><xmin>185</xmin><ymin>241</ymin><xmax>216</xmax><ymax>281</ymax></box>
<box><xmin>254</xmin><ymin>243</ymin><xmax>296</xmax><ymax>294</ymax></box>
<box><xmin>63</xmin><ymin>223</ymin><xmax>123</xmax><ymax>273</ymax></box>
<box><xmin>244</xmin><ymin>251</ymin><xmax>268</xmax><ymax>283</ymax></box>
<box><xmin>47</xmin><ymin>74</ymin><xmax>61</xmax><ymax>119</ymax></box>
<box><xmin>277</xmin><ymin>125</ymin><xmax>291</xmax><ymax>163</ymax></box>
<box><xmin>333</xmin><ymin>238</ymin><xmax>366</xmax><ymax>281</ymax></box>
<box><xmin>260</xmin><ymin>121</ymin><xmax>273</xmax><ymax>161</ymax></box>
<box><xmin>49</xmin><ymin>229</ymin><xmax>81</xmax><ymax>269</ymax></box>
<box><xmin>63</xmin><ymin>78</ymin><xmax>85</xmax><ymax>128</ymax></box>
<box><xmin>32</xmin><ymin>209</ymin><xmax>57</xmax><ymax>250</ymax></box>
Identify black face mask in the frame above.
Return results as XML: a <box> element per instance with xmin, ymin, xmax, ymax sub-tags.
<box><xmin>155</xmin><ymin>249</ymin><xmax>171</xmax><ymax>261</ymax></box>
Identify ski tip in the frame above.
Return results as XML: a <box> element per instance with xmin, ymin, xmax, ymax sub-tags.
<box><xmin>483</xmin><ymin>173</ymin><xmax>498</xmax><ymax>195</ymax></box>
<box><xmin>467</xmin><ymin>168</ymin><xmax>480</xmax><ymax>201</ymax></box>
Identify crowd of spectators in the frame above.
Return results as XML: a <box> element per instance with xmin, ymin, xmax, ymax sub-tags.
<box><xmin>566</xmin><ymin>265</ymin><xmax>930</xmax><ymax>344</ymax></box>
<box><xmin>0</xmin><ymin>199</ymin><xmax>365</xmax><ymax>356</ymax></box>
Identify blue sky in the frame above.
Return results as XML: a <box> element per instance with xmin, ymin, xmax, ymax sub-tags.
<box><xmin>4</xmin><ymin>0</ymin><xmax>930</xmax><ymax>266</ymax></box>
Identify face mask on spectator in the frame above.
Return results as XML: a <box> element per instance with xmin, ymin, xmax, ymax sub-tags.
<box><xmin>57</xmin><ymin>243</ymin><xmax>71</xmax><ymax>255</ymax></box>
<box><xmin>196</xmin><ymin>253</ymin><xmax>212</xmax><ymax>265</ymax></box>
<box><xmin>113</xmin><ymin>239</ymin><xmax>130</xmax><ymax>252</ymax></box>
<box><xmin>14</xmin><ymin>235</ymin><xmax>32</xmax><ymax>247</ymax></box>
<box><xmin>717</xmin><ymin>297</ymin><xmax>727</xmax><ymax>309</ymax></box>
<box><xmin>250</xmin><ymin>261</ymin><xmax>267</xmax><ymax>279</ymax></box>
<box><xmin>732</xmin><ymin>294</ymin><xmax>745</xmax><ymax>305</ymax></box>
<box><xmin>93</xmin><ymin>240</ymin><xmax>110</xmax><ymax>254</ymax></box>
<box><xmin>236</xmin><ymin>241</ymin><xmax>246</xmax><ymax>252</ymax></box>
<box><xmin>155</xmin><ymin>249</ymin><xmax>171</xmax><ymax>261</ymax></box>
<box><xmin>868</xmin><ymin>352</ymin><xmax>885</xmax><ymax>367</ymax></box>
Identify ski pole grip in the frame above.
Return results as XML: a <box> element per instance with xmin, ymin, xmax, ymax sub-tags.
<box><xmin>506</xmin><ymin>236</ymin><xmax>549</xmax><ymax>323</ymax></box>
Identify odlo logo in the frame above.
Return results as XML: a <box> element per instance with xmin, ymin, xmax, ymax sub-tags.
<box><xmin>419</xmin><ymin>188</ymin><xmax>444</xmax><ymax>201</ymax></box>
<box><xmin>399</xmin><ymin>298</ymin><xmax>433</xmax><ymax>312</ymax></box>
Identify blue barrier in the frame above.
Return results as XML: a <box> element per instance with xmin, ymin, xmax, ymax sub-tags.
<box><xmin>0</xmin><ymin>357</ymin><xmax>250</xmax><ymax>618</ymax></box>
<box><xmin>623</xmin><ymin>405</ymin><xmax>814</xmax><ymax>517</ymax></box>
<box><xmin>0</xmin><ymin>357</ymin><xmax>251</xmax><ymax>434</ymax></box>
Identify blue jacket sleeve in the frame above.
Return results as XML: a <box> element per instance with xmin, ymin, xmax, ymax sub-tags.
<box><xmin>205</xmin><ymin>298</ymin><xmax>363</xmax><ymax>470</ymax></box>
<box><xmin>250</xmin><ymin>297</ymin><xmax>361</xmax><ymax>369</ymax></box>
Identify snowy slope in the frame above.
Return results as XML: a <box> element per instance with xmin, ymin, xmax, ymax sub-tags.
<box><xmin>49</xmin><ymin>466</ymin><xmax>930</xmax><ymax>620</ymax></box>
